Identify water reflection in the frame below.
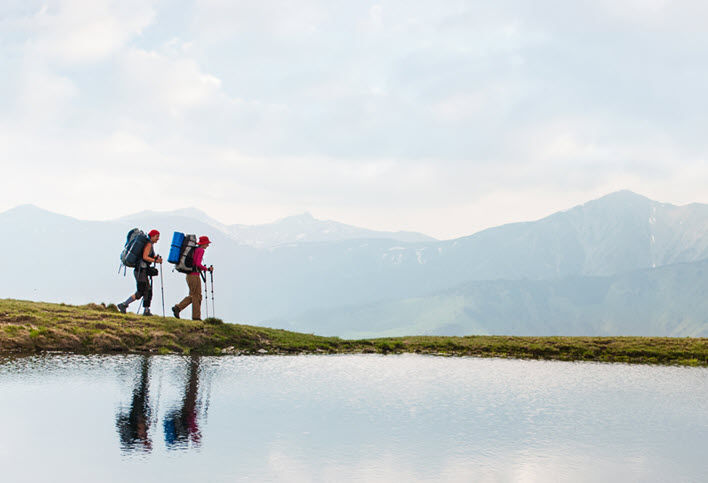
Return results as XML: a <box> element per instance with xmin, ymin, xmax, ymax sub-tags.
<box><xmin>115</xmin><ymin>356</ymin><xmax>152</xmax><ymax>452</ymax></box>
<box><xmin>2</xmin><ymin>355</ymin><xmax>707</xmax><ymax>482</ymax></box>
<box><xmin>164</xmin><ymin>357</ymin><xmax>203</xmax><ymax>450</ymax></box>
<box><xmin>115</xmin><ymin>356</ymin><xmax>208</xmax><ymax>454</ymax></box>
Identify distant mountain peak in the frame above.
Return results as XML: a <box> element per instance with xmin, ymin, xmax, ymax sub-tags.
<box><xmin>0</xmin><ymin>203</ymin><xmax>77</xmax><ymax>221</ymax></box>
<box><xmin>168</xmin><ymin>207</ymin><xmax>211</xmax><ymax>219</ymax></box>
<box><xmin>3</xmin><ymin>203</ymin><xmax>48</xmax><ymax>214</ymax></box>
<box><xmin>119</xmin><ymin>207</ymin><xmax>223</xmax><ymax>224</ymax></box>
<box><xmin>592</xmin><ymin>190</ymin><xmax>652</xmax><ymax>204</ymax></box>
<box><xmin>278</xmin><ymin>212</ymin><xmax>317</xmax><ymax>223</ymax></box>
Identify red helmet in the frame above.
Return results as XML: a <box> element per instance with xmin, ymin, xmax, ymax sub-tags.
<box><xmin>148</xmin><ymin>229</ymin><xmax>160</xmax><ymax>237</ymax></box>
<box><xmin>198</xmin><ymin>235</ymin><xmax>211</xmax><ymax>245</ymax></box>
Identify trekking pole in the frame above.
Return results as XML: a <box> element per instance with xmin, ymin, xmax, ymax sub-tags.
<box><xmin>201</xmin><ymin>271</ymin><xmax>209</xmax><ymax>319</ymax></box>
<box><xmin>205</xmin><ymin>276</ymin><xmax>209</xmax><ymax>319</ymax></box>
<box><xmin>160</xmin><ymin>263</ymin><xmax>166</xmax><ymax>318</ymax></box>
<box><xmin>209</xmin><ymin>270</ymin><xmax>215</xmax><ymax>318</ymax></box>
<box><xmin>137</xmin><ymin>267</ymin><xmax>144</xmax><ymax>315</ymax></box>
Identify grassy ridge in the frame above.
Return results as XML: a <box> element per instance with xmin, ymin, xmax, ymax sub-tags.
<box><xmin>1</xmin><ymin>299</ymin><xmax>707</xmax><ymax>366</ymax></box>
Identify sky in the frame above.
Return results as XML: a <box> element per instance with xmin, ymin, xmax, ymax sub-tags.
<box><xmin>2</xmin><ymin>0</ymin><xmax>708</xmax><ymax>239</ymax></box>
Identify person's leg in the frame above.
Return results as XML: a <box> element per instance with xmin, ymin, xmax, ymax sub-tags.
<box><xmin>135</xmin><ymin>281</ymin><xmax>147</xmax><ymax>301</ymax></box>
<box><xmin>173</xmin><ymin>274</ymin><xmax>193</xmax><ymax>318</ymax></box>
<box><xmin>142</xmin><ymin>279</ymin><xmax>154</xmax><ymax>315</ymax></box>
<box><xmin>144</xmin><ymin>281</ymin><xmax>153</xmax><ymax>308</ymax></box>
<box><xmin>188</xmin><ymin>274</ymin><xmax>202</xmax><ymax>320</ymax></box>
<box><xmin>118</xmin><ymin>275</ymin><xmax>143</xmax><ymax>313</ymax></box>
<box><xmin>175</xmin><ymin>275</ymin><xmax>193</xmax><ymax>311</ymax></box>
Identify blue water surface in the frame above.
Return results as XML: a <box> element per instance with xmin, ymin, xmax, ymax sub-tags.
<box><xmin>0</xmin><ymin>354</ymin><xmax>706</xmax><ymax>482</ymax></box>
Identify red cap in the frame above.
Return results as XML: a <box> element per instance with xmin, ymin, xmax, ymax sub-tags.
<box><xmin>198</xmin><ymin>235</ymin><xmax>211</xmax><ymax>245</ymax></box>
<box><xmin>148</xmin><ymin>229</ymin><xmax>160</xmax><ymax>237</ymax></box>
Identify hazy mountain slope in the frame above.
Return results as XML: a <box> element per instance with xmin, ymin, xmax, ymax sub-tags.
<box><xmin>562</xmin><ymin>191</ymin><xmax>708</xmax><ymax>273</ymax></box>
<box><xmin>422</xmin><ymin>191</ymin><xmax>708</xmax><ymax>281</ymax></box>
<box><xmin>279</xmin><ymin>260</ymin><xmax>708</xmax><ymax>338</ymax></box>
<box><xmin>0</xmin><ymin>205</ymin><xmax>252</xmax><ymax>313</ymax></box>
<box><xmin>123</xmin><ymin>209</ymin><xmax>436</xmax><ymax>247</ymax></box>
<box><xmin>121</xmin><ymin>208</ymin><xmax>231</xmax><ymax>234</ymax></box>
<box><xmin>3</xmin><ymin>191</ymin><xmax>708</xmax><ymax>331</ymax></box>
<box><xmin>226</xmin><ymin>212</ymin><xmax>436</xmax><ymax>247</ymax></box>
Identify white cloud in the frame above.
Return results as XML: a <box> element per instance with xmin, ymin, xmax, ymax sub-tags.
<box><xmin>2</xmin><ymin>0</ymin><xmax>708</xmax><ymax>238</ymax></box>
<box><xmin>194</xmin><ymin>0</ymin><xmax>328</xmax><ymax>38</ymax></box>
<box><xmin>25</xmin><ymin>0</ymin><xmax>156</xmax><ymax>64</ymax></box>
<box><xmin>15</xmin><ymin>63</ymin><xmax>78</xmax><ymax>120</ymax></box>
<box><xmin>119</xmin><ymin>47</ymin><xmax>224</xmax><ymax>115</ymax></box>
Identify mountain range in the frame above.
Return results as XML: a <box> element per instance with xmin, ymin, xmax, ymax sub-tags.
<box><xmin>2</xmin><ymin>190</ymin><xmax>708</xmax><ymax>337</ymax></box>
<box><xmin>121</xmin><ymin>208</ymin><xmax>434</xmax><ymax>248</ymax></box>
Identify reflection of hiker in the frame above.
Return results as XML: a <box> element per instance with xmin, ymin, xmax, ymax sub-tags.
<box><xmin>116</xmin><ymin>356</ymin><xmax>152</xmax><ymax>452</ymax></box>
<box><xmin>172</xmin><ymin>236</ymin><xmax>213</xmax><ymax>321</ymax></box>
<box><xmin>118</xmin><ymin>230</ymin><xmax>163</xmax><ymax>316</ymax></box>
<box><xmin>164</xmin><ymin>357</ymin><xmax>202</xmax><ymax>450</ymax></box>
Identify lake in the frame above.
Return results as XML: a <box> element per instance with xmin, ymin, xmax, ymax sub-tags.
<box><xmin>1</xmin><ymin>354</ymin><xmax>706</xmax><ymax>482</ymax></box>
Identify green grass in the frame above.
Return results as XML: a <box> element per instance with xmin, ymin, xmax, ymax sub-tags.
<box><xmin>1</xmin><ymin>298</ymin><xmax>707</xmax><ymax>366</ymax></box>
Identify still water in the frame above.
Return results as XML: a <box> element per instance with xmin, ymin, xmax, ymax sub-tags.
<box><xmin>1</xmin><ymin>354</ymin><xmax>707</xmax><ymax>482</ymax></box>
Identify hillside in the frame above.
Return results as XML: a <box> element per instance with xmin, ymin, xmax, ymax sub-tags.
<box><xmin>121</xmin><ymin>209</ymin><xmax>435</xmax><ymax>247</ymax></box>
<box><xmin>2</xmin><ymin>191</ymin><xmax>708</xmax><ymax>334</ymax></box>
<box><xmin>281</xmin><ymin>259</ymin><xmax>708</xmax><ymax>338</ymax></box>
<box><xmin>1</xmin><ymin>299</ymin><xmax>707</xmax><ymax>367</ymax></box>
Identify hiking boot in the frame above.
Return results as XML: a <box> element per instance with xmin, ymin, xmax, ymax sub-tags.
<box><xmin>172</xmin><ymin>306</ymin><xmax>180</xmax><ymax>319</ymax></box>
<box><xmin>143</xmin><ymin>309</ymin><xmax>153</xmax><ymax>316</ymax></box>
<box><xmin>117</xmin><ymin>303</ymin><xmax>127</xmax><ymax>314</ymax></box>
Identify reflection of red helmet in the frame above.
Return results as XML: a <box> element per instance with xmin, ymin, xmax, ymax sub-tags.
<box><xmin>198</xmin><ymin>236</ymin><xmax>211</xmax><ymax>245</ymax></box>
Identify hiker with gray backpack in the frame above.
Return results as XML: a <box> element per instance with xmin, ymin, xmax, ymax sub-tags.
<box><xmin>171</xmin><ymin>235</ymin><xmax>213</xmax><ymax>321</ymax></box>
<box><xmin>117</xmin><ymin>229</ymin><xmax>163</xmax><ymax>316</ymax></box>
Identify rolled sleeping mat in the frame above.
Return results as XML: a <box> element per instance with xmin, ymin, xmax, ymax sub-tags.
<box><xmin>168</xmin><ymin>231</ymin><xmax>185</xmax><ymax>264</ymax></box>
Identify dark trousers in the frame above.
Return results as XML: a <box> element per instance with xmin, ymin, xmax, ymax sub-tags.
<box><xmin>134</xmin><ymin>268</ymin><xmax>153</xmax><ymax>308</ymax></box>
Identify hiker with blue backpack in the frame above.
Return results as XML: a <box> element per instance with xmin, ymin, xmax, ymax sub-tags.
<box><xmin>117</xmin><ymin>229</ymin><xmax>163</xmax><ymax>316</ymax></box>
<box><xmin>171</xmin><ymin>235</ymin><xmax>213</xmax><ymax>321</ymax></box>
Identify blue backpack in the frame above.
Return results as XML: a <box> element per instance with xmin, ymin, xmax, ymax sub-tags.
<box><xmin>168</xmin><ymin>232</ymin><xmax>198</xmax><ymax>274</ymax></box>
<box><xmin>120</xmin><ymin>228</ymin><xmax>150</xmax><ymax>269</ymax></box>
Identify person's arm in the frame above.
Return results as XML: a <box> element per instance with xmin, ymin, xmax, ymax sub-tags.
<box><xmin>142</xmin><ymin>242</ymin><xmax>161</xmax><ymax>263</ymax></box>
<box><xmin>193</xmin><ymin>248</ymin><xmax>208</xmax><ymax>271</ymax></box>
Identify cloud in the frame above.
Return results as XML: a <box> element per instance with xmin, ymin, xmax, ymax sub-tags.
<box><xmin>2</xmin><ymin>0</ymin><xmax>708</xmax><ymax>238</ymax></box>
<box><xmin>119</xmin><ymin>46</ymin><xmax>224</xmax><ymax>116</ymax></box>
<box><xmin>19</xmin><ymin>0</ymin><xmax>156</xmax><ymax>64</ymax></box>
<box><xmin>15</xmin><ymin>64</ymin><xmax>78</xmax><ymax>121</ymax></box>
<box><xmin>193</xmin><ymin>0</ymin><xmax>328</xmax><ymax>38</ymax></box>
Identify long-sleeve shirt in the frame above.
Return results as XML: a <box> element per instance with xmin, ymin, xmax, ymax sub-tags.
<box><xmin>191</xmin><ymin>247</ymin><xmax>208</xmax><ymax>274</ymax></box>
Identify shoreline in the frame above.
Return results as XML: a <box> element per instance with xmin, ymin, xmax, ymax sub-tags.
<box><xmin>1</xmin><ymin>299</ymin><xmax>707</xmax><ymax>366</ymax></box>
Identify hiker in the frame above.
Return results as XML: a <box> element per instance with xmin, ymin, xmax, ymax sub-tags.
<box><xmin>172</xmin><ymin>235</ymin><xmax>213</xmax><ymax>321</ymax></box>
<box><xmin>116</xmin><ymin>356</ymin><xmax>153</xmax><ymax>452</ymax></box>
<box><xmin>118</xmin><ymin>230</ymin><xmax>162</xmax><ymax>316</ymax></box>
<box><xmin>164</xmin><ymin>357</ymin><xmax>202</xmax><ymax>449</ymax></box>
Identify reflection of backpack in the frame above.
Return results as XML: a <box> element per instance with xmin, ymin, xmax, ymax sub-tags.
<box><xmin>168</xmin><ymin>232</ymin><xmax>198</xmax><ymax>273</ymax></box>
<box><xmin>120</xmin><ymin>228</ymin><xmax>149</xmax><ymax>268</ymax></box>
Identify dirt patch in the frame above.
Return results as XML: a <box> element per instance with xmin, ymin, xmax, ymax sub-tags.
<box><xmin>51</xmin><ymin>330</ymin><xmax>83</xmax><ymax>350</ymax></box>
<box><xmin>0</xmin><ymin>315</ymin><xmax>38</xmax><ymax>324</ymax></box>
<box><xmin>82</xmin><ymin>303</ymin><xmax>110</xmax><ymax>311</ymax></box>
<box><xmin>182</xmin><ymin>333</ymin><xmax>210</xmax><ymax>347</ymax></box>
<box><xmin>148</xmin><ymin>331</ymin><xmax>178</xmax><ymax>346</ymax></box>
<box><xmin>90</xmin><ymin>332</ymin><xmax>126</xmax><ymax>351</ymax></box>
<box><xmin>26</xmin><ymin>328</ymin><xmax>83</xmax><ymax>351</ymax></box>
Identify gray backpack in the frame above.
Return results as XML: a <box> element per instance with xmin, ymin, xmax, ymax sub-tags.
<box><xmin>175</xmin><ymin>234</ymin><xmax>198</xmax><ymax>273</ymax></box>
